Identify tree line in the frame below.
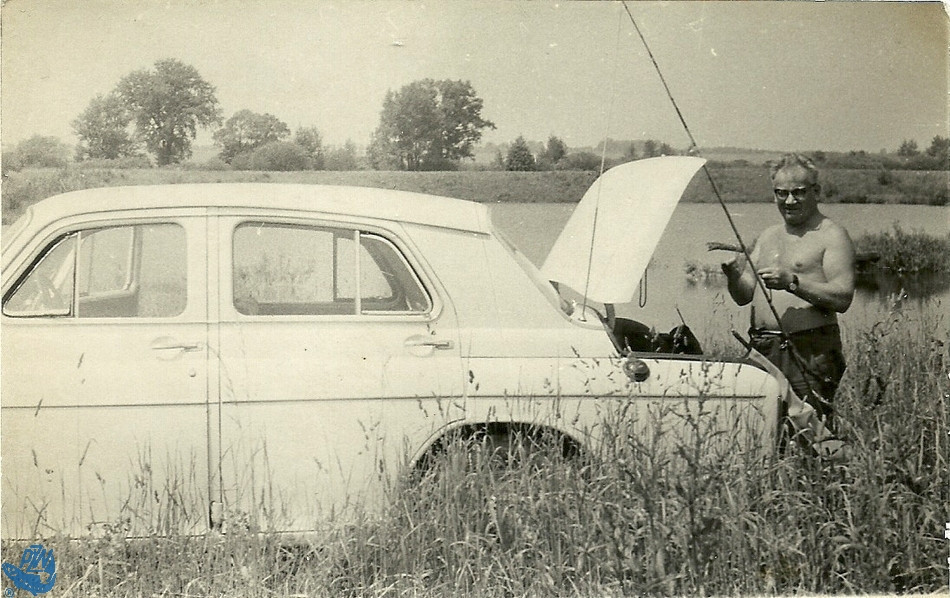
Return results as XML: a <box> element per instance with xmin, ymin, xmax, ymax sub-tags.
<box><xmin>4</xmin><ymin>58</ymin><xmax>948</xmax><ymax>174</ymax></box>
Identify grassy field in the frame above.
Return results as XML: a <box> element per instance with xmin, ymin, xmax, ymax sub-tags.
<box><xmin>1</xmin><ymin>297</ymin><xmax>946</xmax><ymax>597</ymax></box>
<box><xmin>2</xmin><ymin>164</ymin><xmax>947</xmax><ymax>224</ymax></box>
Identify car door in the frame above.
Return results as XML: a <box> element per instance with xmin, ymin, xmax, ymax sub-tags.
<box><xmin>1</xmin><ymin>215</ymin><xmax>210</xmax><ymax>539</ymax></box>
<box><xmin>213</xmin><ymin>214</ymin><xmax>464</xmax><ymax>531</ymax></box>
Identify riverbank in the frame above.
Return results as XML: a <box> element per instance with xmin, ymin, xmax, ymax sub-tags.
<box><xmin>2</xmin><ymin>165</ymin><xmax>947</xmax><ymax>223</ymax></box>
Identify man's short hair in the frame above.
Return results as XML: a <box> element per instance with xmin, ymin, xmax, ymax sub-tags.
<box><xmin>769</xmin><ymin>153</ymin><xmax>820</xmax><ymax>185</ymax></box>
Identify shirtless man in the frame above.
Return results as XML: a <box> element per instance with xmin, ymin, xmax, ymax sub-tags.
<box><xmin>721</xmin><ymin>154</ymin><xmax>856</xmax><ymax>432</ymax></box>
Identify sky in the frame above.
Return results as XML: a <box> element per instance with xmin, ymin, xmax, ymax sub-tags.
<box><xmin>1</xmin><ymin>0</ymin><xmax>948</xmax><ymax>154</ymax></box>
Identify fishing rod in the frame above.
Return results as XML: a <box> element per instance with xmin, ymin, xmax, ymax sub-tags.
<box><xmin>580</xmin><ymin>10</ymin><xmax>625</xmax><ymax>319</ymax></box>
<box><xmin>618</xmin><ymin>1</ymin><xmax>834</xmax><ymax>437</ymax></box>
<box><xmin>619</xmin><ymin>0</ymin><xmax>787</xmax><ymax>339</ymax></box>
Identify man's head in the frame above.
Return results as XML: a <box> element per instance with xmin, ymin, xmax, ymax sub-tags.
<box><xmin>769</xmin><ymin>153</ymin><xmax>821</xmax><ymax>228</ymax></box>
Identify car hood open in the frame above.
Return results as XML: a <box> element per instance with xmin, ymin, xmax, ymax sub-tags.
<box><xmin>541</xmin><ymin>156</ymin><xmax>706</xmax><ymax>305</ymax></box>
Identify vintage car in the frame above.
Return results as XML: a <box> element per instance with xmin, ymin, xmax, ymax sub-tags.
<box><xmin>1</xmin><ymin>158</ymin><xmax>786</xmax><ymax>539</ymax></box>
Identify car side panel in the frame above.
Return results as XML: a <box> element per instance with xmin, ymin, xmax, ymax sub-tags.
<box><xmin>407</xmin><ymin>225</ymin><xmax>779</xmax><ymax>458</ymax></box>
<box><xmin>404</xmin><ymin>226</ymin><xmax>589</xmax><ymax>449</ymax></box>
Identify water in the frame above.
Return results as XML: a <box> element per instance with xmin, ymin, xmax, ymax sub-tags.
<box><xmin>491</xmin><ymin>203</ymin><xmax>949</xmax><ymax>344</ymax></box>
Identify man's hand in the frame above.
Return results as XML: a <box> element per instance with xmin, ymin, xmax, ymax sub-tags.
<box><xmin>721</xmin><ymin>254</ymin><xmax>747</xmax><ymax>279</ymax></box>
<box><xmin>756</xmin><ymin>266</ymin><xmax>793</xmax><ymax>290</ymax></box>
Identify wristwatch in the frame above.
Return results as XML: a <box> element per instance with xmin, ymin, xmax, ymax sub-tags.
<box><xmin>787</xmin><ymin>274</ymin><xmax>799</xmax><ymax>292</ymax></box>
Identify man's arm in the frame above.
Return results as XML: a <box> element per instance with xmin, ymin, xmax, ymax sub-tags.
<box><xmin>721</xmin><ymin>238</ymin><xmax>759</xmax><ymax>306</ymax></box>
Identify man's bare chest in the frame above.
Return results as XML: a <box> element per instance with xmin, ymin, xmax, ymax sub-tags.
<box><xmin>759</xmin><ymin>230</ymin><xmax>827</xmax><ymax>274</ymax></box>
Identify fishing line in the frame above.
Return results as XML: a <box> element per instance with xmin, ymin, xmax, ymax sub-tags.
<box><xmin>620</xmin><ymin>0</ymin><xmax>784</xmax><ymax>335</ymax></box>
<box><xmin>581</xmin><ymin>9</ymin><xmax>625</xmax><ymax>320</ymax></box>
<box><xmin>620</xmin><ymin>1</ymin><xmax>827</xmax><ymax>421</ymax></box>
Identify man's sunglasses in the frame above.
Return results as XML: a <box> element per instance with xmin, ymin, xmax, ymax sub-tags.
<box><xmin>773</xmin><ymin>186</ymin><xmax>813</xmax><ymax>201</ymax></box>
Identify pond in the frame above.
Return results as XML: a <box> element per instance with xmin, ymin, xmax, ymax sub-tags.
<box><xmin>491</xmin><ymin>202</ymin><xmax>949</xmax><ymax>345</ymax></box>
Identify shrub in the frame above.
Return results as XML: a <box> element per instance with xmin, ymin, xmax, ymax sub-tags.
<box><xmin>230</xmin><ymin>151</ymin><xmax>254</xmax><ymax>171</ymax></box>
<box><xmin>2</xmin><ymin>168</ymin><xmax>86</xmax><ymax>222</ymax></box>
<box><xmin>11</xmin><ymin>135</ymin><xmax>70</xmax><ymax>168</ymax></box>
<box><xmin>229</xmin><ymin>142</ymin><xmax>312</xmax><ymax>171</ymax></box>
<box><xmin>324</xmin><ymin>144</ymin><xmax>363</xmax><ymax>171</ymax></box>
<box><xmin>854</xmin><ymin>225</ymin><xmax>950</xmax><ymax>273</ymax></box>
<box><xmin>180</xmin><ymin>157</ymin><xmax>232</xmax><ymax>171</ymax></box>
<box><xmin>249</xmin><ymin>142</ymin><xmax>311</xmax><ymax>171</ymax></box>
<box><xmin>557</xmin><ymin>151</ymin><xmax>602</xmax><ymax>171</ymax></box>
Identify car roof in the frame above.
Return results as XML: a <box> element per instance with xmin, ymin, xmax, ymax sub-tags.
<box><xmin>16</xmin><ymin>183</ymin><xmax>492</xmax><ymax>235</ymax></box>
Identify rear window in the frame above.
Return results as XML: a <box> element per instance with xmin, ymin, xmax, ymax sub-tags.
<box><xmin>232</xmin><ymin>222</ymin><xmax>430</xmax><ymax>316</ymax></box>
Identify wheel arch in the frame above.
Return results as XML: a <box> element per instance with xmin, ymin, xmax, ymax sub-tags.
<box><xmin>409</xmin><ymin>420</ymin><xmax>584</xmax><ymax>475</ymax></box>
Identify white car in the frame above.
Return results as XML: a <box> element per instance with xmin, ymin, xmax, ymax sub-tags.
<box><xmin>1</xmin><ymin>158</ymin><xmax>783</xmax><ymax>539</ymax></box>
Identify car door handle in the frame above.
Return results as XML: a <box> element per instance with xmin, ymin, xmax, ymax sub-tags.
<box><xmin>404</xmin><ymin>335</ymin><xmax>454</xmax><ymax>350</ymax></box>
<box><xmin>151</xmin><ymin>338</ymin><xmax>203</xmax><ymax>352</ymax></box>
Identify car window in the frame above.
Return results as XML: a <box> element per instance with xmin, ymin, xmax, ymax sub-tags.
<box><xmin>3</xmin><ymin>224</ymin><xmax>187</xmax><ymax>318</ymax></box>
<box><xmin>232</xmin><ymin>222</ymin><xmax>430</xmax><ymax>316</ymax></box>
<box><xmin>3</xmin><ymin>233</ymin><xmax>76</xmax><ymax>316</ymax></box>
<box><xmin>79</xmin><ymin>227</ymin><xmax>135</xmax><ymax>296</ymax></box>
<box><xmin>359</xmin><ymin>234</ymin><xmax>430</xmax><ymax>313</ymax></box>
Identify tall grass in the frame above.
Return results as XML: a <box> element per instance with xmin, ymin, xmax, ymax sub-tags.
<box><xmin>334</xmin><ymin>298</ymin><xmax>947</xmax><ymax>596</ymax></box>
<box><xmin>3</xmin><ymin>299</ymin><xmax>945</xmax><ymax>597</ymax></box>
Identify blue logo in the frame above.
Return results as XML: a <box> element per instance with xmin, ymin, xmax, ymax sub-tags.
<box><xmin>2</xmin><ymin>544</ymin><xmax>56</xmax><ymax>596</ymax></box>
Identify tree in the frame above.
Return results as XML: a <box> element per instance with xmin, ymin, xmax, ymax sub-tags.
<box><xmin>369</xmin><ymin>79</ymin><xmax>495</xmax><ymax>170</ymax></box>
<box><xmin>116</xmin><ymin>59</ymin><xmax>221</xmax><ymax>165</ymax></box>
<box><xmin>538</xmin><ymin>135</ymin><xmax>568</xmax><ymax>169</ymax></box>
<box><xmin>897</xmin><ymin>139</ymin><xmax>920</xmax><ymax>157</ymax></box>
<box><xmin>505</xmin><ymin>136</ymin><xmax>536</xmax><ymax>171</ymax></box>
<box><xmin>294</xmin><ymin>126</ymin><xmax>325</xmax><ymax>170</ymax></box>
<box><xmin>72</xmin><ymin>93</ymin><xmax>141</xmax><ymax>160</ymax></box>
<box><xmin>926</xmin><ymin>135</ymin><xmax>949</xmax><ymax>166</ymax></box>
<box><xmin>213</xmin><ymin>110</ymin><xmax>290</xmax><ymax>164</ymax></box>
<box><xmin>658</xmin><ymin>142</ymin><xmax>676</xmax><ymax>156</ymax></box>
